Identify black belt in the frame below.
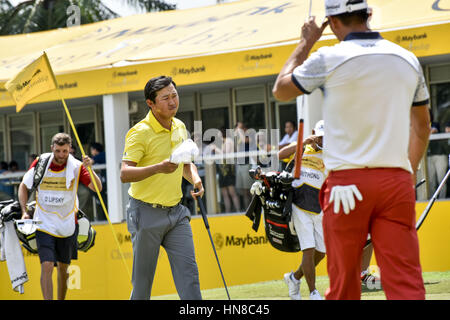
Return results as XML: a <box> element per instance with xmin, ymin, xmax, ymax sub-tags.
<box><xmin>132</xmin><ymin>197</ymin><xmax>180</xmax><ymax>210</ymax></box>
<box><xmin>150</xmin><ymin>203</ymin><xmax>178</xmax><ymax>209</ymax></box>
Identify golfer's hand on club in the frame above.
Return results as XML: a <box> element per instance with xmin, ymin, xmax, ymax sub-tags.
<box><xmin>191</xmin><ymin>180</ymin><xmax>204</xmax><ymax>200</ymax></box>
<box><xmin>329</xmin><ymin>185</ymin><xmax>363</xmax><ymax>215</ymax></box>
<box><xmin>301</xmin><ymin>16</ymin><xmax>329</xmax><ymax>46</ymax></box>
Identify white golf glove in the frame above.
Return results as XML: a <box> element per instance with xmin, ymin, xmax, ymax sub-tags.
<box><xmin>329</xmin><ymin>185</ymin><xmax>363</xmax><ymax>215</ymax></box>
<box><xmin>169</xmin><ymin>139</ymin><xmax>199</xmax><ymax>164</ymax></box>
<box><xmin>250</xmin><ymin>181</ymin><xmax>263</xmax><ymax>195</ymax></box>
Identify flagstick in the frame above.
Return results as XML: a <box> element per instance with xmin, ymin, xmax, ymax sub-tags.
<box><xmin>56</xmin><ymin>89</ymin><xmax>131</xmax><ymax>280</ymax></box>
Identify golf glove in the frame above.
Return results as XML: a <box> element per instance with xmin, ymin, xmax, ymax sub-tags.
<box><xmin>169</xmin><ymin>139</ymin><xmax>199</xmax><ymax>164</ymax></box>
<box><xmin>329</xmin><ymin>185</ymin><xmax>363</xmax><ymax>215</ymax></box>
<box><xmin>250</xmin><ymin>181</ymin><xmax>263</xmax><ymax>195</ymax></box>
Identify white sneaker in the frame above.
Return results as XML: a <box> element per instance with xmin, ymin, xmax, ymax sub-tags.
<box><xmin>283</xmin><ymin>272</ymin><xmax>301</xmax><ymax>300</ymax></box>
<box><xmin>309</xmin><ymin>289</ymin><xmax>323</xmax><ymax>300</ymax></box>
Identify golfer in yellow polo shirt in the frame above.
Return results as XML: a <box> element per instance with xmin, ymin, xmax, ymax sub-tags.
<box><xmin>120</xmin><ymin>75</ymin><xmax>204</xmax><ymax>300</ymax></box>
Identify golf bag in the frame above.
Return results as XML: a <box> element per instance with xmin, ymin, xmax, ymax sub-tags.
<box><xmin>0</xmin><ymin>200</ymin><xmax>38</xmax><ymax>253</ymax></box>
<box><xmin>245</xmin><ymin>166</ymin><xmax>301</xmax><ymax>252</ymax></box>
<box><xmin>76</xmin><ymin>210</ymin><xmax>96</xmax><ymax>252</ymax></box>
<box><xmin>0</xmin><ymin>200</ymin><xmax>96</xmax><ymax>254</ymax></box>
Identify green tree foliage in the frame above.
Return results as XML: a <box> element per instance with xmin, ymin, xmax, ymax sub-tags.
<box><xmin>0</xmin><ymin>0</ymin><xmax>176</xmax><ymax>35</ymax></box>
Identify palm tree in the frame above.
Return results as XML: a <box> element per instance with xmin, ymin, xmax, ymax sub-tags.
<box><xmin>0</xmin><ymin>0</ymin><xmax>176</xmax><ymax>35</ymax></box>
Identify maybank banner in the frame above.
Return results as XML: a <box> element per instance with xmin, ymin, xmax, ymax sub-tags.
<box><xmin>1</xmin><ymin>21</ymin><xmax>449</xmax><ymax>108</ymax></box>
<box><xmin>1</xmin><ymin>201</ymin><xmax>449</xmax><ymax>300</ymax></box>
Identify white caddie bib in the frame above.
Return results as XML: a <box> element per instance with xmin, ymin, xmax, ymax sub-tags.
<box><xmin>34</xmin><ymin>161</ymin><xmax>82</xmax><ymax>237</ymax></box>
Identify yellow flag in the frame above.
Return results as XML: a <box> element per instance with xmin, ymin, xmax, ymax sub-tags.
<box><xmin>5</xmin><ymin>52</ymin><xmax>57</xmax><ymax>112</ymax></box>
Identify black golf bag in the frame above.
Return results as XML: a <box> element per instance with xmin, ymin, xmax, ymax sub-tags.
<box><xmin>245</xmin><ymin>166</ymin><xmax>301</xmax><ymax>252</ymax></box>
<box><xmin>0</xmin><ymin>200</ymin><xmax>38</xmax><ymax>253</ymax></box>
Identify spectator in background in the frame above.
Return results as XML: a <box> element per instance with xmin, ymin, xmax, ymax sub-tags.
<box><xmin>74</xmin><ymin>140</ymin><xmax>91</xmax><ymax>219</ymax></box>
<box><xmin>89</xmin><ymin>142</ymin><xmax>106</xmax><ymax>165</ymax></box>
<box><xmin>7</xmin><ymin>160</ymin><xmax>21</xmax><ymax>198</ymax></box>
<box><xmin>427</xmin><ymin>122</ymin><xmax>448</xmax><ymax>199</ymax></box>
<box><xmin>0</xmin><ymin>161</ymin><xmax>12</xmax><ymax>199</ymax></box>
<box><xmin>9</xmin><ymin>160</ymin><xmax>19</xmax><ymax>172</ymax></box>
<box><xmin>279</xmin><ymin>120</ymin><xmax>298</xmax><ymax>149</ymax></box>
<box><xmin>69</xmin><ymin>145</ymin><xmax>81</xmax><ymax>160</ymax></box>
<box><xmin>213</xmin><ymin>128</ymin><xmax>240</xmax><ymax>213</ymax></box>
<box><xmin>279</xmin><ymin>120</ymin><xmax>298</xmax><ymax>171</ymax></box>
<box><xmin>234</xmin><ymin>122</ymin><xmax>254</xmax><ymax>211</ymax></box>
<box><xmin>0</xmin><ymin>161</ymin><xmax>7</xmax><ymax>173</ymax></box>
<box><xmin>89</xmin><ymin>142</ymin><xmax>107</xmax><ymax>220</ymax></box>
<box><xmin>181</xmin><ymin>132</ymin><xmax>198</xmax><ymax>215</ymax></box>
<box><xmin>255</xmin><ymin>131</ymin><xmax>274</xmax><ymax>168</ymax></box>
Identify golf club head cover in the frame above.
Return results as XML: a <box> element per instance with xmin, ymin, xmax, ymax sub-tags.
<box><xmin>245</xmin><ymin>195</ymin><xmax>262</xmax><ymax>232</ymax></box>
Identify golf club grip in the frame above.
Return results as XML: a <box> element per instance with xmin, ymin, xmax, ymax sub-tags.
<box><xmin>293</xmin><ymin>119</ymin><xmax>304</xmax><ymax>179</ymax></box>
<box><xmin>416</xmin><ymin>178</ymin><xmax>426</xmax><ymax>189</ymax></box>
<box><xmin>194</xmin><ymin>189</ymin><xmax>209</xmax><ymax>229</ymax></box>
<box><xmin>416</xmin><ymin>168</ymin><xmax>450</xmax><ymax>230</ymax></box>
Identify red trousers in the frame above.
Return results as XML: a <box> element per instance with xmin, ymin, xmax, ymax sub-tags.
<box><xmin>320</xmin><ymin>168</ymin><xmax>425</xmax><ymax>300</ymax></box>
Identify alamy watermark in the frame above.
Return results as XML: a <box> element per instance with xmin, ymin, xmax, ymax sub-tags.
<box><xmin>66</xmin><ymin>5</ymin><xmax>81</xmax><ymax>27</ymax></box>
<box><xmin>67</xmin><ymin>264</ymin><xmax>81</xmax><ymax>289</ymax></box>
<box><xmin>188</xmin><ymin>121</ymin><xmax>281</xmax><ymax>171</ymax></box>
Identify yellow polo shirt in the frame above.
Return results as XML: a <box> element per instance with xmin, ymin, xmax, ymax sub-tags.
<box><xmin>122</xmin><ymin>110</ymin><xmax>187</xmax><ymax>206</ymax></box>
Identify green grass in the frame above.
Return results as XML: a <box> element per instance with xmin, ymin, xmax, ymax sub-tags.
<box><xmin>152</xmin><ymin>271</ymin><xmax>450</xmax><ymax>300</ymax></box>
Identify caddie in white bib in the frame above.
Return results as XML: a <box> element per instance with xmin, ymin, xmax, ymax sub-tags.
<box><xmin>22</xmin><ymin>153</ymin><xmax>82</xmax><ymax>237</ymax></box>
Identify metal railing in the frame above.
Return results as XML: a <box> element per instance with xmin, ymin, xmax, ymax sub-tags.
<box><xmin>1</xmin><ymin>134</ymin><xmax>448</xmax><ymax>221</ymax></box>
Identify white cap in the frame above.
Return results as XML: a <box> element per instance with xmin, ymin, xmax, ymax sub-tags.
<box><xmin>314</xmin><ymin>120</ymin><xmax>324</xmax><ymax>136</ymax></box>
<box><xmin>325</xmin><ymin>0</ymin><xmax>369</xmax><ymax>16</ymax></box>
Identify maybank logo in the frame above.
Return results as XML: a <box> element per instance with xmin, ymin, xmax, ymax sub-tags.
<box><xmin>244</xmin><ymin>53</ymin><xmax>272</xmax><ymax>62</ymax></box>
<box><xmin>171</xmin><ymin>65</ymin><xmax>206</xmax><ymax>76</ymax></box>
<box><xmin>213</xmin><ymin>233</ymin><xmax>268</xmax><ymax>250</ymax></box>
<box><xmin>395</xmin><ymin>33</ymin><xmax>427</xmax><ymax>43</ymax></box>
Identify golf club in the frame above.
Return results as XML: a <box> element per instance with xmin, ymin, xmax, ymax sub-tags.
<box><xmin>195</xmin><ymin>189</ymin><xmax>231</xmax><ymax>300</ymax></box>
<box><xmin>416</xmin><ymin>161</ymin><xmax>450</xmax><ymax>230</ymax></box>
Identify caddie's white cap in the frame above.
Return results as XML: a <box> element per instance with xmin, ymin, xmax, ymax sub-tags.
<box><xmin>325</xmin><ymin>0</ymin><xmax>369</xmax><ymax>16</ymax></box>
<box><xmin>313</xmin><ymin>120</ymin><xmax>324</xmax><ymax>136</ymax></box>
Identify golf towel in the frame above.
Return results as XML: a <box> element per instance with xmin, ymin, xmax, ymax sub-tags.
<box><xmin>0</xmin><ymin>221</ymin><xmax>28</xmax><ymax>293</ymax></box>
<box><xmin>22</xmin><ymin>152</ymin><xmax>78</xmax><ymax>190</ymax></box>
